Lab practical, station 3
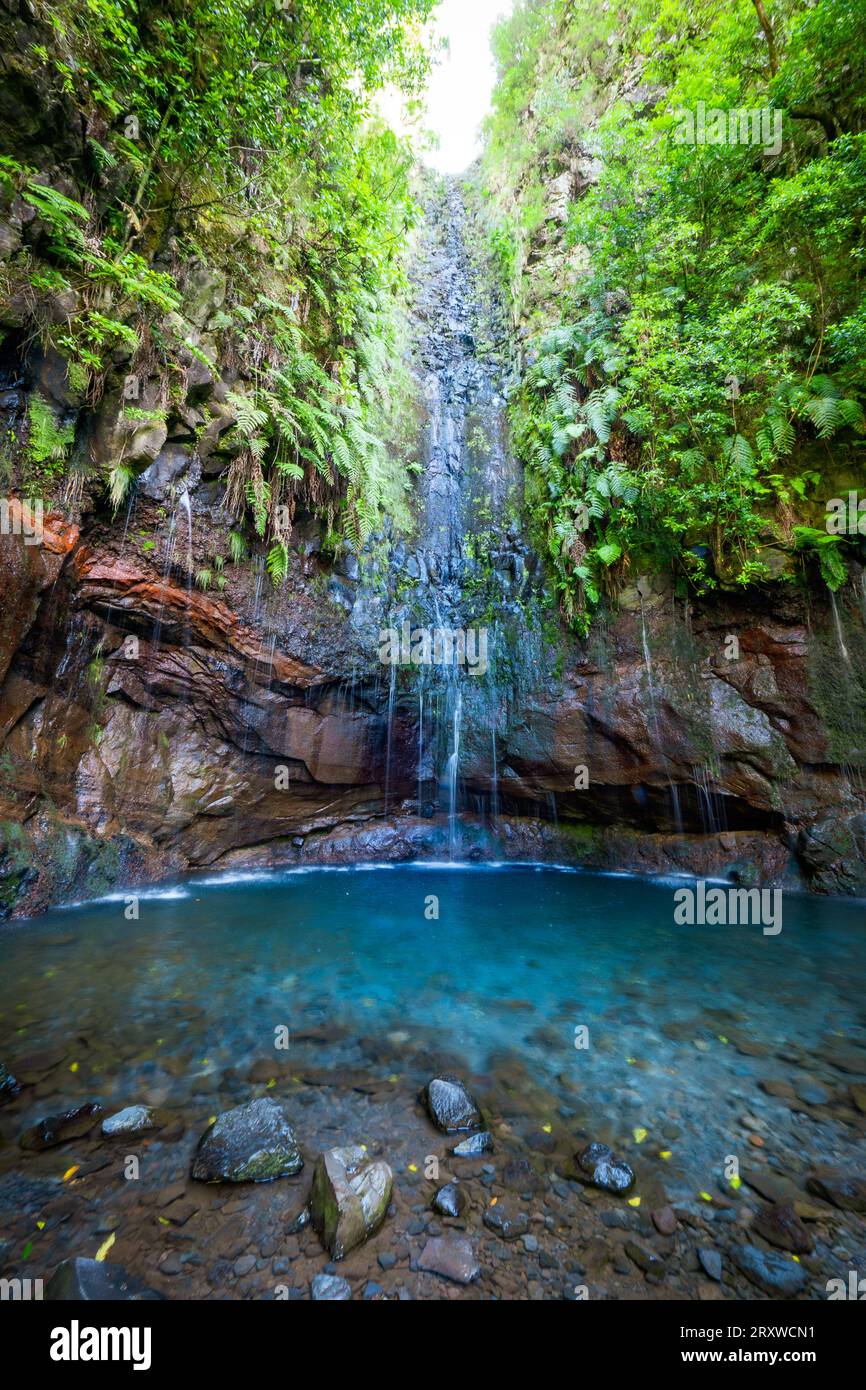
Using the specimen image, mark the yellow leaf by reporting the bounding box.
[62,1165,79,1182]
[729,1175,742,1190]
[626,1057,636,1065]
[633,1127,647,1143]
[266,1079,276,1089]
[36,1220,45,1230]
[408,1163,418,1173]
[627,1196,641,1207]
[95,1232,115,1262]
[659,1150,672,1160]
[69,1062,79,1073]
[389,1074,398,1084]
[699,1190,713,1202]
[718,1035,728,1044]
[542,1123,552,1134]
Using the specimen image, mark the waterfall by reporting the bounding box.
[369,174,536,853]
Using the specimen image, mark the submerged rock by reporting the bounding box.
[19,1103,103,1150]
[0,1061,20,1103]
[432,1182,466,1218]
[576,1141,635,1195]
[452,1131,493,1157]
[418,1235,480,1285]
[191,1098,303,1183]
[102,1105,158,1137]
[310,1145,393,1259]
[46,1257,161,1301]
[422,1075,482,1132]
[806,1165,866,1213]
[311,1273,352,1301]
[735,1244,807,1296]
[698,1248,723,1282]
[752,1202,813,1254]
[483,1199,529,1241]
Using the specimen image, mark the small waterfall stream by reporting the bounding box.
[375,175,533,855]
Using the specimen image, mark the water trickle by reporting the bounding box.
[830,590,851,666]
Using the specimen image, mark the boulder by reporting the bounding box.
[310,1145,393,1260]
[102,1105,158,1137]
[575,1141,635,1194]
[19,1102,103,1150]
[431,1183,466,1218]
[418,1236,480,1285]
[752,1202,813,1254]
[191,1098,302,1183]
[734,1243,807,1297]
[422,1074,482,1132]
[311,1273,352,1301]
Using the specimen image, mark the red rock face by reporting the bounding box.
[1,515,865,914]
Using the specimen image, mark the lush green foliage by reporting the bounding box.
[480,0,866,629]
[1,0,433,564]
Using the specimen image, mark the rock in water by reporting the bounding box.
[432,1183,466,1218]
[422,1075,482,1132]
[452,1131,493,1157]
[102,1105,158,1137]
[311,1273,352,1301]
[576,1141,635,1194]
[698,1248,723,1282]
[734,1244,807,1296]
[19,1103,103,1151]
[46,1258,161,1301]
[806,1165,866,1213]
[418,1236,480,1285]
[310,1146,393,1259]
[191,1098,302,1183]
[752,1202,813,1253]
[483,1199,529,1241]
[0,1061,20,1103]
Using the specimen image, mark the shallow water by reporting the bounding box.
[2,865,865,1300]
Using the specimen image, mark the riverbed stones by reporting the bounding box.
[310,1145,393,1259]
[19,1102,103,1150]
[190,1098,303,1183]
[311,1273,351,1301]
[575,1141,635,1195]
[46,1257,161,1301]
[422,1074,482,1132]
[752,1202,813,1254]
[698,1248,722,1281]
[483,1198,529,1241]
[102,1105,158,1137]
[452,1130,493,1157]
[418,1235,480,1285]
[734,1244,807,1296]
[432,1182,466,1218]
[806,1165,866,1213]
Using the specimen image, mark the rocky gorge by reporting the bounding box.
[2,170,866,916]
[1,0,865,1317]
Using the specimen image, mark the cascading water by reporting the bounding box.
[375,175,535,857]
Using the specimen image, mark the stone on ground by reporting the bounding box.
[191,1097,303,1183]
[310,1145,393,1259]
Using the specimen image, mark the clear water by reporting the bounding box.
[2,865,865,1298]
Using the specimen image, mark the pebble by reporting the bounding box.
[311,1274,351,1301]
